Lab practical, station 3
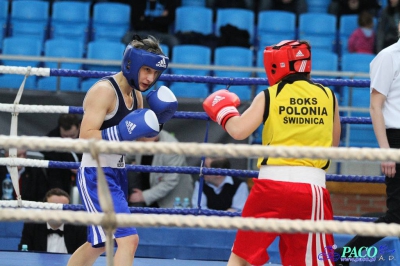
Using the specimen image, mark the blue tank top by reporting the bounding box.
[99,76,138,130]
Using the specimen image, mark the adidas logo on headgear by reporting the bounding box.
[156,57,167,68]
[212,95,225,106]
[295,50,304,57]
[125,120,137,134]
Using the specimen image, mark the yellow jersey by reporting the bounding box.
[257,74,337,171]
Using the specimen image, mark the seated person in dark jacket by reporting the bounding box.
[0,149,48,201]
[18,188,87,254]
[121,0,180,51]
[42,114,82,196]
[192,157,249,212]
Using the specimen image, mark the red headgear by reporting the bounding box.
[263,40,311,86]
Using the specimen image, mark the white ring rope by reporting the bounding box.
[0,158,49,168]
[0,200,63,209]
[0,208,399,237]
[0,103,69,114]
[0,66,50,76]
[0,135,399,162]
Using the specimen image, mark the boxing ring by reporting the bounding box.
[0,66,399,266]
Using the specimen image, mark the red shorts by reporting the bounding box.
[231,178,334,266]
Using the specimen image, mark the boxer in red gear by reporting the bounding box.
[203,40,341,266]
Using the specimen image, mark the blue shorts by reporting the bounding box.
[77,167,137,247]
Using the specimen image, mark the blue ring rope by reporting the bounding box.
[49,70,370,87]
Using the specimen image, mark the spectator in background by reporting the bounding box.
[121,0,180,53]
[18,188,87,254]
[376,0,400,53]
[42,114,82,196]
[191,157,249,212]
[0,149,48,201]
[329,0,381,27]
[348,10,376,54]
[127,130,193,208]
[329,0,381,16]
[258,0,308,17]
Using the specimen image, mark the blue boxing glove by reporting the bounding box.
[146,86,178,124]
[101,108,159,141]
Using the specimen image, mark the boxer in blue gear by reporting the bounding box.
[67,35,175,266]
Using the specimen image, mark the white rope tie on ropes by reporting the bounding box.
[1,208,399,238]
[0,135,400,162]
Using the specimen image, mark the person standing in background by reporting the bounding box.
[121,0,181,52]
[376,0,400,52]
[42,114,82,196]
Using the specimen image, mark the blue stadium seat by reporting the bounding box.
[215,8,255,44]
[257,11,296,49]
[213,46,254,101]
[153,43,170,89]
[85,40,125,72]
[255,49,268,94]
[339,15,358,55]
[170,44,211,98]
[0,37,42,89]
[0,0,8,51]
[0,221,24,251]
[298,13,337,53]
[81,40,125,92]
[181,0,206,6]
[160,44,170,60]
[174,6,213,35]
[340,53,374,107]
[37,39,84,91]
[312,50,339,81]
[251,124,263,144]
[50,1,90,46]
[10,0,49,47]
[346,124,378,148]
[92,2,131,42]
[258,33,293,50]
[307,0,330,13]
[340,53,377,148]
[80,78,98,92]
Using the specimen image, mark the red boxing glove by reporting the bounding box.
[203,89,240,129]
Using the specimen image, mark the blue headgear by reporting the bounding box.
[121,45,169,91]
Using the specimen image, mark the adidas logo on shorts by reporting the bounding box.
[125,120,136,134]
[156,57,167,68]
[212,95,225,106]
[117,155,125,168]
